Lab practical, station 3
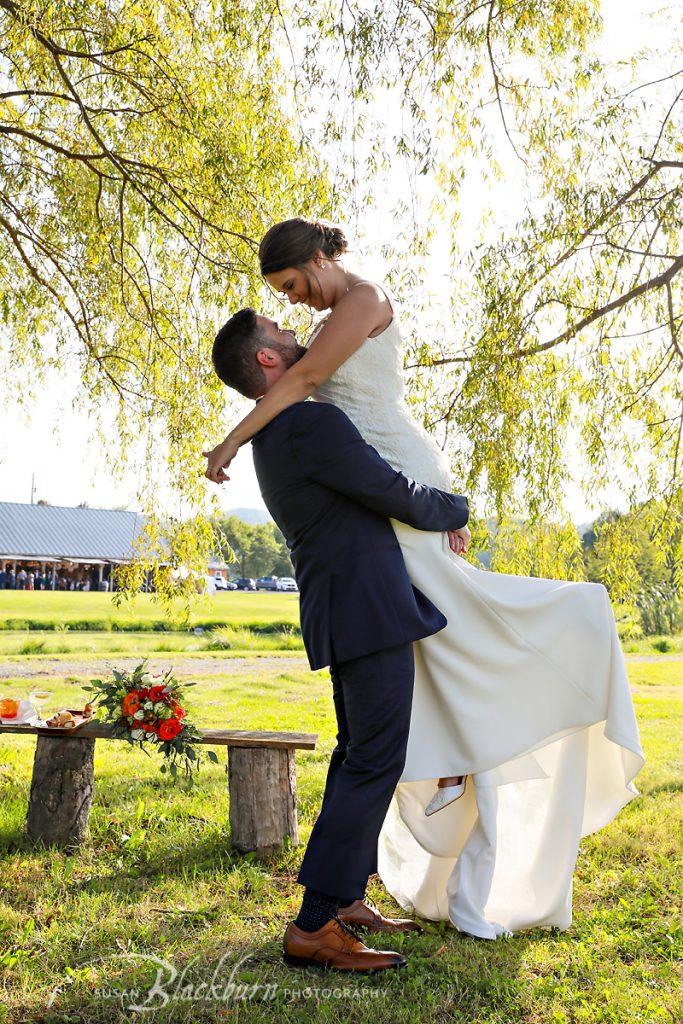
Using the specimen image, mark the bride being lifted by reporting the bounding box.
[203,216,644,939]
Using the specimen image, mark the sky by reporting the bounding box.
[0,0,673,525]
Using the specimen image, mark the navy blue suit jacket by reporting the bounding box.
[251,400,470,669]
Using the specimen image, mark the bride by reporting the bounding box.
[203,216,645,939]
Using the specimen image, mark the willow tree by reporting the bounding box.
[0,0,331,605]
[1,1,681,603]
[285,0,682,589]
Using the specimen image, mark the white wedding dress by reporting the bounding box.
[310,282,645,939]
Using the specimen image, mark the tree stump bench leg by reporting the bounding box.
[26,735,95,850]
[228,746,298,858]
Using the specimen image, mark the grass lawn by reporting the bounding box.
[0,628,304,659]
[0,630,210,657]
[0,658,680,1023]
[1,593,681,660]
[0,591,300,632]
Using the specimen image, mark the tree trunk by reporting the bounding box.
[26,735,95,850]
[228,746,298,857]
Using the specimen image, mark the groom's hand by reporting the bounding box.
[447,525,470,555]
[202,437,238,484]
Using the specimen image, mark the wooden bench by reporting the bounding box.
[0,723,317,856]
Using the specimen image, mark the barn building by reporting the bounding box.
[0,502,227,592]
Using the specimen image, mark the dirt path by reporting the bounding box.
[0,654,310,679]
[0,652,680,680]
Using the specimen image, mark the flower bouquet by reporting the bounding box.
[84,659,218,785]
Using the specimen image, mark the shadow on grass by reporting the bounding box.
[645,779,683,796]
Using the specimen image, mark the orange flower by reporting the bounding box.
[122,693,141,717]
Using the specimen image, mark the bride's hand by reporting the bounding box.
[447,525,471,556]
[202,436,239,484]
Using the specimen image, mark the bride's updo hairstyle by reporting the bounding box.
[259,217,348,276]
[259,217,349,304]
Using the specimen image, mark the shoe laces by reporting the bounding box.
[331,910,365,945]
[363,898,384,920]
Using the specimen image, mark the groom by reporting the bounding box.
[207,308,469,972]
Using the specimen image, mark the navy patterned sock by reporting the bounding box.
[294,888,341,932]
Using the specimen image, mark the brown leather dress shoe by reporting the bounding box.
[283,913,407,972]
[335,898,424,933]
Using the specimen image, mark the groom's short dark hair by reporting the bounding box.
[212,307,267,398]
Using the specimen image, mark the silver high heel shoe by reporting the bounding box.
[424,776,467,816]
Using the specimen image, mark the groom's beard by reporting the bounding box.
[255,342,309,402]
[278,342,308,368]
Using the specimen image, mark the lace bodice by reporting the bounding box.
[309,284,452,490]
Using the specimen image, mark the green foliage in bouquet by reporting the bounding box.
[83,659,218,787]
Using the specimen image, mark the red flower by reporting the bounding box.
[149,685,167,702]
[138,687,149,699]
[157,718,183,741]
[140,721,157,733]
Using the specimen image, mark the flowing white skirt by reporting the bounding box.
[377,521,646,939]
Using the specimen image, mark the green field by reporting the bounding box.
[0,591,300,632]
[0,628,305,659]
[1,593,681,660]
[0,656,680,1023]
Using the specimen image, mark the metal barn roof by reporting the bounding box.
[0,502,147,562]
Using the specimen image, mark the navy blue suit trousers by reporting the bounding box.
[296,641,415,899]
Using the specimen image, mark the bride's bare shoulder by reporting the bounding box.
[338,279,393,334]
[306,279,394,345]
[347,279,392,305]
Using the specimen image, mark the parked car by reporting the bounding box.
[276,576,298,592]
[214,576,237,592]
[234,577,257,591]
[256,575,279,591]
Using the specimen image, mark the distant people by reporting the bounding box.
[27,571,34,591]
[16,568,27,590]
[8,569,15,590]
[0,568,6,590]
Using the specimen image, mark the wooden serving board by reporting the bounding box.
[34,709,96,735]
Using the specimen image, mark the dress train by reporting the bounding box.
[376,521,645,939]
